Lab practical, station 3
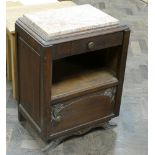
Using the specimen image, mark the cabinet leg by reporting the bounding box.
[18,111,25,122]
[41,121,117,152]
[42,136,67,152]
[101,121,117,129]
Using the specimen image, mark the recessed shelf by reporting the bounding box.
[51,50,119,102]
[51,62,118,102]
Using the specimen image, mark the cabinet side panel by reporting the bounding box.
[114,28,130,115]
[18,36,41,126]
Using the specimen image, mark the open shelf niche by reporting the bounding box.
[51,46,121,102]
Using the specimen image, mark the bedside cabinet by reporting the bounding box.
[15,4,130,143]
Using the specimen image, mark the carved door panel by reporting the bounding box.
[50,87,116,133]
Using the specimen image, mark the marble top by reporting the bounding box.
[21,4,120,41]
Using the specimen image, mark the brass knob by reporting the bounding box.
[54,115,62,122]
[88,42,95,50]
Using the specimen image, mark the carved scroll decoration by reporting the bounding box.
[51,104,64,125]
[103,87,116,104]
[44,121,117,152]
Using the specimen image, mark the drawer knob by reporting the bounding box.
[88,42,95,50]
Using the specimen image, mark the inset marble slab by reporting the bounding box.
[21,4,120,41]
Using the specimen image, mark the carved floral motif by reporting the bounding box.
[103,87,116,103]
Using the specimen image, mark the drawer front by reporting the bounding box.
[51,87,116,133]
[52,32,123,60]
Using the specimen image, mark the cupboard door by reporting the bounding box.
[51,87,116,134]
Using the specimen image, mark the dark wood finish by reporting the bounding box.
[18,36,41,126]
[52,68,118,102]
[52,31,123,60]
[15,20,130,142]
[51,87,116,134]
[114,28,130,115]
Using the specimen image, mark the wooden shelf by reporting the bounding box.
[51,67,118,102]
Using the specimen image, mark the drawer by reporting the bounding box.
[51,87,116,134]
[52,31,123,60]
